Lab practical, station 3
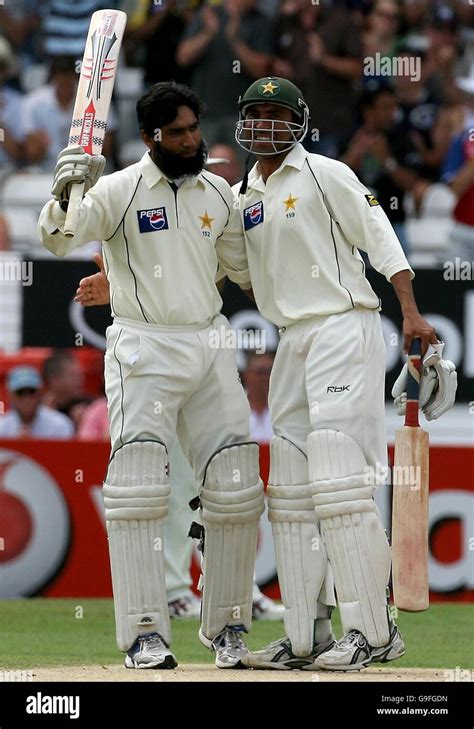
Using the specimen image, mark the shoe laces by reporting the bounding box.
[337,629,364,649]
[214,626,246,651]
[138,633,168,651]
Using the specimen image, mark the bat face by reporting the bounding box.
[68,10,127,156]
[392,339,430,612]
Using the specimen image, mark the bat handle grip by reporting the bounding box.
[405,337,422,427]
[64,181,85,238]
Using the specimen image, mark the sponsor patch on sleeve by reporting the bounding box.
[243,201,264,230]
[365,194,380,207]
[137,207,169,233]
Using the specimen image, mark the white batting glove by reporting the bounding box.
[392,342,457,421]
[52,144,106,206]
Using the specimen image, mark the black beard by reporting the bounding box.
[150,139,208,179]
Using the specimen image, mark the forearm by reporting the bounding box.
[385,163,419,192]
[230,39,271,78]
[390,270,419,315]
[242,286,255,302]
[176,30,214,66]
[319,56,362,79]
[448,160,474,199]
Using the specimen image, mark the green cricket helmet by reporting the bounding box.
[235,77,309,155]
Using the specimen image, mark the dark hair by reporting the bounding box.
[49,55,77,76]
[359,81,395,113]
[136,82,205,136]
[42,350,74,382]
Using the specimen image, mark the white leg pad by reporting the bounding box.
[199,443,264,641]
[104,441,171,651]
[268,437,331,656]
[308,430,391,647]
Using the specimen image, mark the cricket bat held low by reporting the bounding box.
[64,9,127,237]
[391,338,430,612]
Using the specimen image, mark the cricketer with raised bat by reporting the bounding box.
[38,82,266,670]
[230,77,457,671]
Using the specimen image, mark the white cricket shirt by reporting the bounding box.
[39,152,251,326]
[233,144,414,328]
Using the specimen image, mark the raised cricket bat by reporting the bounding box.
[392,338,430,612]
[64,9,127,237]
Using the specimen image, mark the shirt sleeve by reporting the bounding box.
[38,176,119,257]
[215,188,251,289]
[318,159,414,282]
[441,134,465,183]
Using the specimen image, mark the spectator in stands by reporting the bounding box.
[272,0,362,158]
[78,395,108,440]
[242,350,274,443]
[423,3,461,104]
[22,55,77,171]
[0,37,25,170]
[400,0,429,34]
[393,40,450,182]
[207,142,242,184]
[22,55,116,172]
[176,0,273,149]
[363,0,401,64]
[0,366,74,438]
[42,350,85,427]
[340,82,424,253]
[0,0,41,70]
[441,74,474,260]
[125,0,189,87]
[39,0,114,58]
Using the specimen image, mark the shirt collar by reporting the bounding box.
[247,143,308,192]
[138,151,205,190]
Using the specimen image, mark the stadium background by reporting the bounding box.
[0,0,472,613]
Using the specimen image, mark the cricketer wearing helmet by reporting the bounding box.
[232,77,454,671]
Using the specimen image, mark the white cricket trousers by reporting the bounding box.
[269,307,388,468]
[104,313,252,482]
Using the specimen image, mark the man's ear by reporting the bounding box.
[140,129,153,150]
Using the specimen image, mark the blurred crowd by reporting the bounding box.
[0,348,274,442]
[0,2,473,246]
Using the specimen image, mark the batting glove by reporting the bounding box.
[52,144,106,207]
[392,342,457,421]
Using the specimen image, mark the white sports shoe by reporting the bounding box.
[307,625,405,672]
[199,625,249,668]
[252,594,285,621]
[124,632,178,669]
[241,635,335,670]
[168,592,201,619]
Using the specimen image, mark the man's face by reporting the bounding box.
[371,93,397,131]
[11,388,42,421]
[242,103,296,156]
[142,105,206,178]
[243,354,274,401]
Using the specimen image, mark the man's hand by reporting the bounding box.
[74,253,110,306]
[402,311,437,356]
[52,144,105,205]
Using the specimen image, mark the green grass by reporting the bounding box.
[0,599,472,669]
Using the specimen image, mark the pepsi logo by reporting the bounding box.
[244,201,264,231]
[137,207,169,233]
